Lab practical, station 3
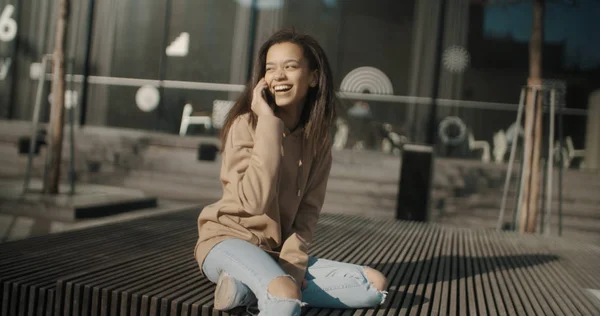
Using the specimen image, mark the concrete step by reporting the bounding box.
[437,213,600,245]
[320,200,393,219]
[3,137,598,192]
[121,169,399,209]
[435,215,600,246]
[0,179,159,221]
[501,188,600,204]
[324,191,396,210]
[134,145,404,185]
[439,208,600,232]
[326,177,397,196]
[439,157,600,182]
[85,169,224,204]
[450,193,600,215]
[0,199,198,243]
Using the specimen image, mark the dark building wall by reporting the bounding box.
[88,0,240,133]
[2,0,597,152]
[455,4,598,149]
[3,0,417,135]
[1,0,90,122]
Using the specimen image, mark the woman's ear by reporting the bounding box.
[310,70,318,87]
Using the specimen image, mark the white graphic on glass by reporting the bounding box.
[0,5,17,42]
[340,66,394,95]
[212,100,235,129]
[442,46,470,73]
[236,0,284,9]
[136,85,160,112]
[29,62,42,80]
[48,90,79,109]
[0,57,11,80]
[166,32,189,57]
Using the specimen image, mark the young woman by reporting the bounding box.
[194,29,388,315]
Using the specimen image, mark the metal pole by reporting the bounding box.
[156,0,172,132]
[540,158,546,233]
[79,0,95,126]
[23,55,51,194]
[511,139,525,230]
[544,88,556,235]
[66,0,86,195]
[557,95,564,236]
[246,0,258,82]
[67,60,76,195]
[7,1,22,119]
[498,87,526,230]
[426,0,447,146]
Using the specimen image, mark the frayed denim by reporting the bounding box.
[202,239,387,315]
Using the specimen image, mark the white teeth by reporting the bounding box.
[274,85,292,91]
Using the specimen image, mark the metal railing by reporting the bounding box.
[37,73,588,115]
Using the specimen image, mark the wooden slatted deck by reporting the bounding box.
[1,208,599,315]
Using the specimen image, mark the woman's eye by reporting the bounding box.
[285,65,297,69]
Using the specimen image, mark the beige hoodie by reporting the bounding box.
[194,113,332,286]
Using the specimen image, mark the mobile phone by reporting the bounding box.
[262,88,276,110]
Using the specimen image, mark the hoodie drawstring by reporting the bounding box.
[283,129,304,198]
[297,137,303,197]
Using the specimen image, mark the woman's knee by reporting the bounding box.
[267,276,301,300]
[364,267,387,291]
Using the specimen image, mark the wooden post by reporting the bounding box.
[519,0,544,233]
[526,0,545,233]
[44,0,70,194]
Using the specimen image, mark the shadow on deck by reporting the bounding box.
[1,208,599,315]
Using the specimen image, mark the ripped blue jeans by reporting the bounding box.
[202,238,387,315]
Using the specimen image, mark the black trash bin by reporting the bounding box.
[198,143,219,161]
[396,143,434,222]
[18,136,47,155]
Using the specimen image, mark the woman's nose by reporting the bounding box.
[274,68,285,79]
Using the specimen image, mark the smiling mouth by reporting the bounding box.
[273,85,292,93]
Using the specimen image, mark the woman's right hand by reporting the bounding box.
[251,78,274,117]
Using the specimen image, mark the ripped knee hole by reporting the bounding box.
[266,276,301,300]
[363,267,388,292]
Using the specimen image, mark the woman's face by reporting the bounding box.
[264,42,317,110]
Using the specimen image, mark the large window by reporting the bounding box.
[437,0,598,166]
[0,0,26,119]
[2,0,597,167]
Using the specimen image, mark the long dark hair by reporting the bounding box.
[220,29,337,158]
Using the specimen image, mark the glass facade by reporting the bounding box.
[1,0,598,167]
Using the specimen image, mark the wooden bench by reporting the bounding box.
[1,208,599,315]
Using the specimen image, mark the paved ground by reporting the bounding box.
[0,183,202,243]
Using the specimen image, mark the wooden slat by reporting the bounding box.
[436,229,454,316]
[377,223,435,315]
[65,213,357,316]
[1,210,600,316]
[463,231,487,316]
[348,217,408,316]
[458,230,475,316]
[408,226,442,316]
[474,231,515,315]
[481,232,531,315]
[504,239,576,316]
[305,216,399,316]
[0,211,196,316]
[418,229,446,316]
[403,225,439,315]
[360,221,419,316]
[508,233,600,315]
